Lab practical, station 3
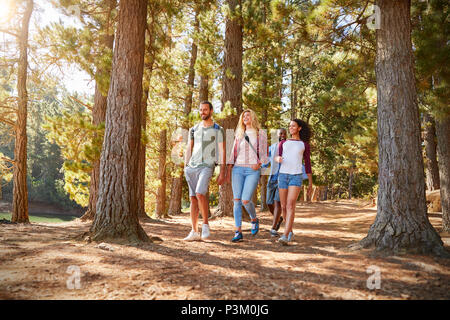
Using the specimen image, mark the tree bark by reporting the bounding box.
[348,166,354,200]
[12,0,33,224]
[358,0,446,256]
[216,0,243,217]
[137,83,149,220]
[435,115,450,232]
[81,2,116,221]
[156,129,167,218]
[259,78,268,212]
[422,112,440,191]
[90,0,149,243]
[199,75,209,102]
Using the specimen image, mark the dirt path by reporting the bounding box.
[0,200,449,300]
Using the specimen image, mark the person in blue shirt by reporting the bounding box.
[262,128,287,237]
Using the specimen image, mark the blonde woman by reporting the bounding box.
[226,109,268,242]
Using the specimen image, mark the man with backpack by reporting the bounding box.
[183,101,226,241]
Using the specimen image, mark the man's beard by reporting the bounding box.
[201,114,211,120]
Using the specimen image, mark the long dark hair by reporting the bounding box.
[292,119,311,143]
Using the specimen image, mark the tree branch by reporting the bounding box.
[0,29,18,37]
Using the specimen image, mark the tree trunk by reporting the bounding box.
[216,0,243,217]
[81,83,108,221]
[199,75,209,102]
[259,92,268,211]
[81,3,116,221]
[12,0,33,224]
[290,71,297,120]
[137,84,149,220]
[423,112,440,191]
[358,0,446,256]
[322,185,329,201]
[348,166,354,200]
[90,0,149,243]
[168,176,182,216]
[156,129,167,218]
[435,115,450,232]
[168,9,199,216]
[137,13,158,221]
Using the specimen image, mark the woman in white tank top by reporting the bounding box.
[275,119,313,245]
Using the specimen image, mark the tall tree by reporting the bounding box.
[156,128,167,218]
[89,0,149,243]
[412,0,450,232]
[216,0,243,217]
[137,1,162,220]
[82,0,117,221]
[12,0,34,223]
[357,0,446,256]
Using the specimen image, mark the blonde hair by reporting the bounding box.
[235,109,261,139]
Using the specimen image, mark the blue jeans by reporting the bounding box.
[231,166,261,228]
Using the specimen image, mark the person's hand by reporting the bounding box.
[251,163,261,171]
[225,173,231,184]
[217,173,225,185]
[275,156,283,163]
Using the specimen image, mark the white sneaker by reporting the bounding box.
[201,223,211,240]
[278,234,289,245]
[183,230,201,241]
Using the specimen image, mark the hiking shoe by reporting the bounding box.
[231,231,243,242]
[278,234,289,245]
[275,217,283,231]
[270,229,279,237]
[251,218,259,236]
[201,223,211,240]
[288,231,294,242]
[183,230,201,241]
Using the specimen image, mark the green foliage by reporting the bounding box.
[44,94,103,207]
[412,0,450,119]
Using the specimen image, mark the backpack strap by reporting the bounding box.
[189,124,199,155]
[190,123,199,140]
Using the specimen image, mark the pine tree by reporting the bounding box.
[10,0,34,223]
[357,0,447,256]
[89,0,149,243]
[413,0,450,232]
[217,0,243,217]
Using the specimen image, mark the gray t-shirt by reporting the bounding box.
[188,122,224,169]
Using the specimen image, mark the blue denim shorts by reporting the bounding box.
[278,173,303,189]
[266,179,280,204]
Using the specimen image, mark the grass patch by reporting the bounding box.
[0,212,79,223]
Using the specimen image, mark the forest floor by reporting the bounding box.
[0,199,449,300]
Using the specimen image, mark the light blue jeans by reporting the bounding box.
[231,166,261,228]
